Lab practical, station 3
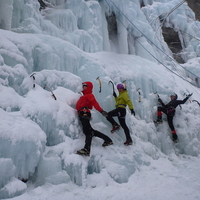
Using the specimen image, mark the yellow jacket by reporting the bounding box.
[115,90,134,110]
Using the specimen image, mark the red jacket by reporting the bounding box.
[76,81,103,113]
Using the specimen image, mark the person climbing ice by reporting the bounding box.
[75,81,113,156]
[106,83,135,146]
[154,93,193,143]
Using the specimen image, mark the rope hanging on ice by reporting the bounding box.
[104,0,200,88]
[159,0,186,28]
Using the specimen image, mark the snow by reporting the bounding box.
[0,0,200,199]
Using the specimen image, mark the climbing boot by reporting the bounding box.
[76,148,90,156]
[102,141,113,147]
[111,123,120,133]
[124,139,133,146]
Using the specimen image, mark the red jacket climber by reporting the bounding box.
[75,81,113,156]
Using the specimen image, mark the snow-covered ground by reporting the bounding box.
[0,0,200,199]
[10,154,200,200]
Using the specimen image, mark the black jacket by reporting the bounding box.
[159,96,189,116]
[159,96,189,109]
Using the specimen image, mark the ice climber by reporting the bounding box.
[106,83,135,146]
[76,81,113,156]
[155,93,193,143]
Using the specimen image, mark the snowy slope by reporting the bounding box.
[0,0,200,199]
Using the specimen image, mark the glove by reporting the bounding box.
[101,110,108,117]
[113,91,117,97]
[130,109,135,116]
[187,93,193,98]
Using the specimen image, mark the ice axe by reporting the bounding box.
[137,88,141,102]
[43,85,57,100]
[30,73,36,88]
[154,91,160,99]
[192,100,200,107]
[108,80,117,97]
[108,80,115,93]
[96,77,102,93]
[154,91,162,105]
[122,80,127,89]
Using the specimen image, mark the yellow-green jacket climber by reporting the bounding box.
[106,83,135,146]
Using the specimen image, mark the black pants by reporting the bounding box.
[106,107,131,140]
[158,107,175,131]
[79,111,112,152]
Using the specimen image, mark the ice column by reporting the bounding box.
[0,0,13,30]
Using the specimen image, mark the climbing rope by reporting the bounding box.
[104,0,200,88]
[159,0,186,29]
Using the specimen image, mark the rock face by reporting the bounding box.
[161,0,200,63]
[162,27,184,63]
[186,0,200,21]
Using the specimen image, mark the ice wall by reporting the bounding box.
[2,0,199,63]
[1,0,200,199]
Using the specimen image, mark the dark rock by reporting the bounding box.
[162,27,184,63]
[186,0,200,21]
